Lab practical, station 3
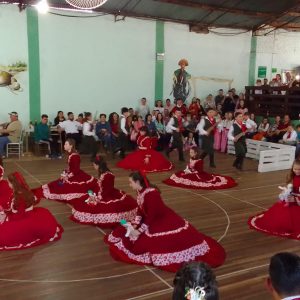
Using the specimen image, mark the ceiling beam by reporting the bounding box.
[154,0,272,18]
[253,0,300,31]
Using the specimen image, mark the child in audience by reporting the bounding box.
[183,132,197,151]
[248,159,300,240]
[253,117,270,141]
[220,112,233,153]
[281,126,297,145]
[173,262,219,300]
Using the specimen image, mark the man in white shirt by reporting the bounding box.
[80,112,98,160]
[136,98,150,120]
[166,108,184,161]
[58,112,82,146]
[266,252,300,300]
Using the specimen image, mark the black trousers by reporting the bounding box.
[167,132,184,161]
[40,138,60,155]
[80,136,98,159]
[66,133,81,148]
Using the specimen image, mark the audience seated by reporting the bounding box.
[96,114,112,151]
[253,117,269,141]
[136,97,150,120]
[244,112,257,138]
[266,114,290,143]
[34,114,61,159]
[267,252,300,300]
[0,112,22,158]
[173,261,219,300]
[58,112,82,147]
[280,125,297,145]
[53,110,65,126]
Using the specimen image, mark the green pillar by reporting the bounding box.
[27,7,41,122]
[248,35,257,86]
[155,21,164,101]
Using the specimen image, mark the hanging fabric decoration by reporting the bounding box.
[65,0,108,9]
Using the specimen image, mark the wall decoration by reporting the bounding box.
[172,58,191,102]
[0,61,27,94]
[257,66,267,78]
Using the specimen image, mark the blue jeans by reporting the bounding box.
[0,136,10,156]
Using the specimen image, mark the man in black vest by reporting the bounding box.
[228,112,247,170]
[166,108,184,161]
[196,108,217,168]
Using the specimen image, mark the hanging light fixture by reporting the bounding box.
[65,0,108,9]
[35,0,49,13]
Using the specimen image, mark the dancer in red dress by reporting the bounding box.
[33,138,97,203]
[248,159,300,240]
[117,126,173,173]
[0,172,63,250]
[0,159,13,210]
[71,156,137,227]
[163,147,237,190]
[105,172,226,272]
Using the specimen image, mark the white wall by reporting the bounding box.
[255,30,300,80]
[38,13,156,122]
[164,24,252,102]
[0,5,29,125]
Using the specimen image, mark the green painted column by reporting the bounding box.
[26,7,41,122]
[155,21,164,101]
[248,35,257,86]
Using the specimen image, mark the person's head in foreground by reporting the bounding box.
[173,262,219,300]
[267,252,300,300]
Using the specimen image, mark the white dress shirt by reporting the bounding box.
[83,121,95,136]
[283,130,297,142]
[120,115,128,135]
[59,120,82,134]
[166,117,177,133]
[245,118,257,132]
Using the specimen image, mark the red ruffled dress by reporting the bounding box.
[0,196,63,251]
[71,172,137,227]
[117,136,173,173]
[163,159,237,190]
[0,179,13,210]
[104,187,226,272]
[33,153,97,203]
[248,175,300,240]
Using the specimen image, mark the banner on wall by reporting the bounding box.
[257,66,267,78]
[0,61,27,94]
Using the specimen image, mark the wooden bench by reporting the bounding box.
[227,139,296,172]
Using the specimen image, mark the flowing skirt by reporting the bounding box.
[0,207,63,251]
[117,149,173,173]
[248,202,300,240]
[32,170,97,204]
[220,129,229,153]
[105,220,226,272]
[163,171,237,190]
[214,130,222,151]
[71,190,138,227]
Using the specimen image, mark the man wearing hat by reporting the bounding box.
[0,112,22,158]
